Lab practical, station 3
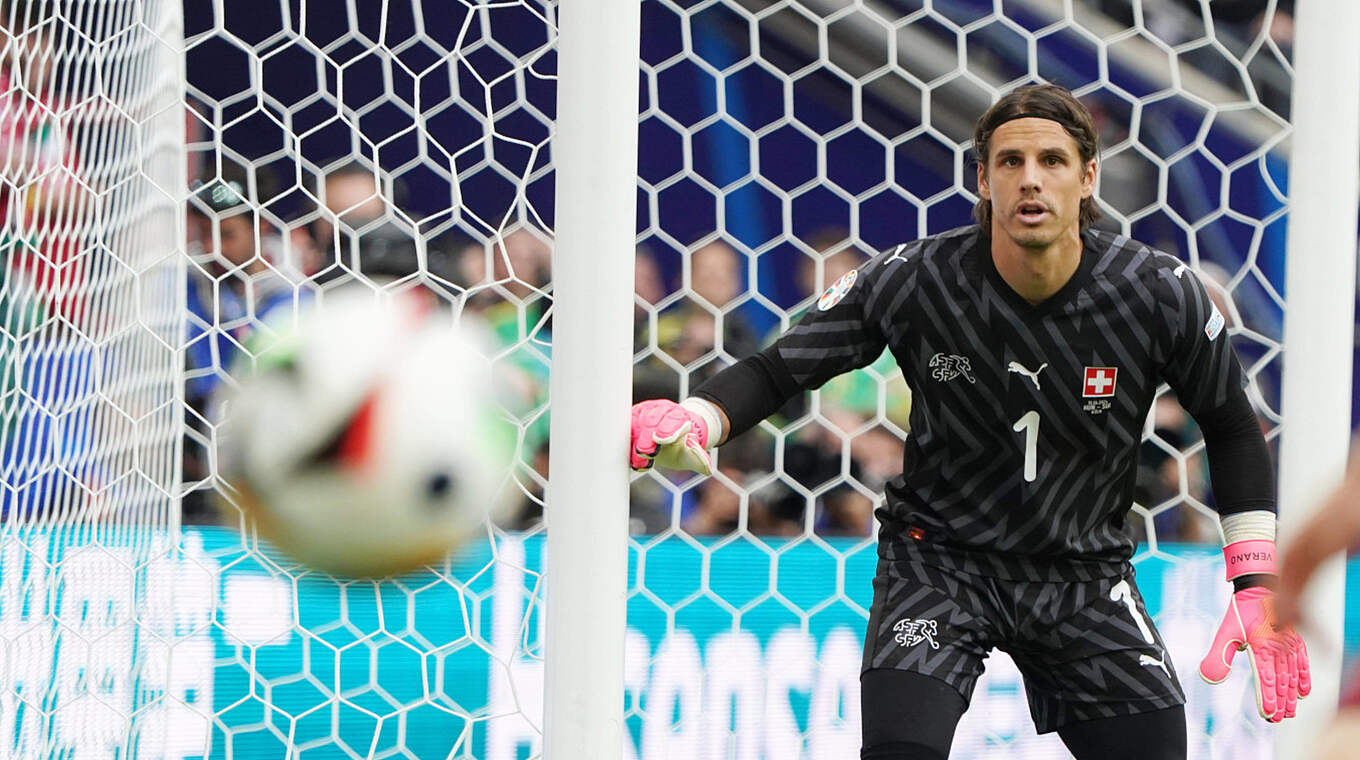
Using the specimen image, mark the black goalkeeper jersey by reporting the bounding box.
[775,225,1243,581]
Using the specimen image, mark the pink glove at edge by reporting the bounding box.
[629,399,712,476]
[1199,585,1311,722]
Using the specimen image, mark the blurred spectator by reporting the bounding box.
[820,485,875,537]
[503,440,550,532]
[0,9,90,327]
[632,246,681,401]
[654,240,760,392]
[459,226,552,318]
[301,161,458,287]
[1129,395,1218,544]
[634,245,667,316]
[683,466,746,536]
[790,235,912,433]
[459,227,555,527]
[458,226,553,372]
[760,437,850,537]
[184,170,297,405]
[774,411,901,538]
[183,169,299,522]
[628,477,673,535]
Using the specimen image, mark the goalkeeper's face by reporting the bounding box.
[977,118,1096,251]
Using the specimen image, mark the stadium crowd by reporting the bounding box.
[159,0,1292,542]
[0,0,1289,555]
[172,145,1240,544]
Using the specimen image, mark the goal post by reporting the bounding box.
[1277,0,1360,756]
[543,0,640,757]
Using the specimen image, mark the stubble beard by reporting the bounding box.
[1008,220,1060,252]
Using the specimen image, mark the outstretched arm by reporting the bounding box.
[629,343,807,475]
[631,251,897,476]
[1277,443,1360,627]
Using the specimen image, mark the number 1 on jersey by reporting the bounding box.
[1012,410,1039,482]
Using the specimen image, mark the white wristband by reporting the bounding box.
[680,397,724,447]
[1220,510,1276,546]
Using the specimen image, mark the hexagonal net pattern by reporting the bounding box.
[0,2,182,531]
[627,0,1292,756]
[0,0,1302,757]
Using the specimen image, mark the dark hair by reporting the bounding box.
[972,83,1101,232]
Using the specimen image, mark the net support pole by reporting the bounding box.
[1277,0,1359,756]
[543,0,640,756]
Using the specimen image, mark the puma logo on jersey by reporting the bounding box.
[884,243,910,266]
[1173,263,1189,279]
[1007,361,1048,390]
[1139,652,1170,678]
[892,618,940,649]
[929,353,975,384]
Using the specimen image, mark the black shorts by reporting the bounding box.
[862,553,1185,733]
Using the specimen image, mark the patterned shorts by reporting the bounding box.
[862,555,1185,733]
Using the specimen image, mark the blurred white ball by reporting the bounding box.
[220,287,515,577]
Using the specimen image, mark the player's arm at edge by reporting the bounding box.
[1277,441,1360,628]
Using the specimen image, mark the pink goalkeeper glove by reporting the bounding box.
[629,399,715,476]
[1199,540,1311,722]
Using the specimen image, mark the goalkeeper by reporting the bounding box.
[630,83,1307,760]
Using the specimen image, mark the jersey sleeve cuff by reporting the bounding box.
[1220,510,1276,545]
[680,397,724,447]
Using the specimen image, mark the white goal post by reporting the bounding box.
[1276,0,1359,757]
[543,0,640,756]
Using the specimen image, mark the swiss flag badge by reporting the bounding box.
[1083,367,1118,398]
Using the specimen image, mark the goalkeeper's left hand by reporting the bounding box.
[1199,540,1311,722]
[629,398,719,476]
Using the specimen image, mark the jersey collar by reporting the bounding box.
[973,228,1098,317]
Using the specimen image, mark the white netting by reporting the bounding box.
[0,0,186,755]
[0,0,1304,757]
[0,0,182,532]
[628,2,1292,754]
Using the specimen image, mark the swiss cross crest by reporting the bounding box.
[1083,366,1118,398]
[929,353,976,384]
[892,618,940,649]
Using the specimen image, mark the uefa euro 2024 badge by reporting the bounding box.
[818,269,858,311]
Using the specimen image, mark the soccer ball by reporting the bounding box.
[219,287,515,577]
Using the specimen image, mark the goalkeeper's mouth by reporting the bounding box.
[1014,200,1051,225]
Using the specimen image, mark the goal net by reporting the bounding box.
[0,0,1310,757]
